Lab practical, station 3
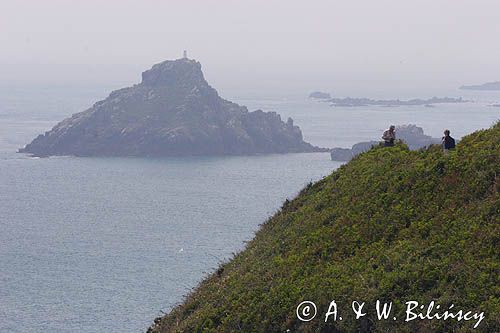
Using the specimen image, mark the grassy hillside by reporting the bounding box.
[149,123,499,333]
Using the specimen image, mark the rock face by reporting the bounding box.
[331,124,441,161]
[460,81,500,91]
[20,58,322,157]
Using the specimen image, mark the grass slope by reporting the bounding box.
[150,123,499,333]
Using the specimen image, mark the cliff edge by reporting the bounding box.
[149,123,499,332]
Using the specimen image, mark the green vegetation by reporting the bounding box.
[150,123,499,333]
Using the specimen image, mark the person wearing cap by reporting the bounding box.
[382,125,396,147]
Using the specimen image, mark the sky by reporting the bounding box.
[1,0,500,97]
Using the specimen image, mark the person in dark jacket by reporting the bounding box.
[442,129,455,153]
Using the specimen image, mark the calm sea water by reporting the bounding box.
[0,85,498,332]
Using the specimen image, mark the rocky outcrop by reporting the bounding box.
[323,96,467,107]
[330,141,379,161]
[460,81,500,91]
[331,124,441,161]
[20,58,323,157]
[308,91,331,99]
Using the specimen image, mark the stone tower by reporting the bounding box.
[183,50,187,59]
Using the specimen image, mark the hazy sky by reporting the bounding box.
[1,0,500,96]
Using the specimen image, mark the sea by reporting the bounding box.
[0,85,498,332]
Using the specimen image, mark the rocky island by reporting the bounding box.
[322,96,467,107]
[308,91,331,99]
[20,58,323,157]
[460,81,500,91]
[330,124,440,161]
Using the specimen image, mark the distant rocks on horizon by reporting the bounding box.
[330,124,441,161]
[20,58,325,157]
[318,96,467,107]
[460,81,500,91]
[308,91,331,99]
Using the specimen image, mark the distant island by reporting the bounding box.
[460,81,500,91]
[330,124,440,161]
[319,96,467,107]
[20,57,325,157]
[308,91,331,99]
